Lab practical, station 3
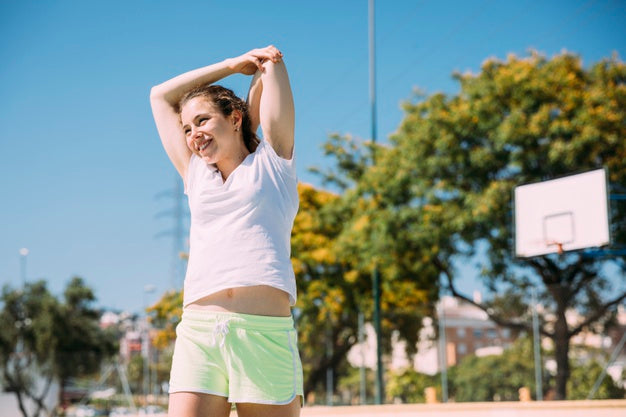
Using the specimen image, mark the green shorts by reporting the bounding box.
[169,309,304,405]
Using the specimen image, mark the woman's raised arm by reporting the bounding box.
[246,70,263,135]
[150,61,236,179]
[258,54,294,160]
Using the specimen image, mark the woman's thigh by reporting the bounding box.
[235,396,301,417]
[168,391,231,417]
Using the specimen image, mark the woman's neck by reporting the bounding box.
[216,146,250,181]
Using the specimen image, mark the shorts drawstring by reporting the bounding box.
[211,318,231,347]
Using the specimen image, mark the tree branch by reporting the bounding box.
[31,374,54,417]
[526,258,553,285]
[569,290,626,337]
[568,269,596,301]
[433,256,538,335]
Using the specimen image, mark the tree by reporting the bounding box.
[293,182,437,398]
[292,182,369,399]
[449,337,542,402]
[386,368,438,403]
[567,360,625,400]
[323,51,626,399]
[147,290,182,350]
[146,289,182,394]
[53,277,118,409]
[0,281,59,417]
[0,278,117,417]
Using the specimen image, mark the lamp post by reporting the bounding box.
[19,248,29,286]
[368,0,384,404]
[143,285,156,406]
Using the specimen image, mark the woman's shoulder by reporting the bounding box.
[255,139,296,179]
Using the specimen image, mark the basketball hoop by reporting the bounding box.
[546,240,565,255]
[514,168,610,258]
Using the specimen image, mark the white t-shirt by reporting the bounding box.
[183,140,299,307]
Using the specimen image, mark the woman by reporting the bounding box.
[150,45,302,417]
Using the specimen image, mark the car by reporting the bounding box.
[109,406,134,416]
[69,405,105,417]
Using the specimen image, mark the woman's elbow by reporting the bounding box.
[262,59,287,76]
[150,85,163,101]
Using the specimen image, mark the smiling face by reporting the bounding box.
[180,96,243,166]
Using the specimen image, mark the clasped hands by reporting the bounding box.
[227,45,283,76]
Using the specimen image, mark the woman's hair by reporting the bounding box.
[178,84,259,153]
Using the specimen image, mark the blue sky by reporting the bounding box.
[1,0,625,313]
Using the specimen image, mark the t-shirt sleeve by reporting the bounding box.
[259,139,297,181]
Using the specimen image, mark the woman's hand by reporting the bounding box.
[226,45,283,75]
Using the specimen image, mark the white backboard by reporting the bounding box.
[514,168,610,257]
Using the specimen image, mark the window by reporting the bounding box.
[457,343,467,355]
[487,329,498,339]
[457,328,466,338]
[473,329,482,338]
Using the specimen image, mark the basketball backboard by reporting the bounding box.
[514,168,610,258]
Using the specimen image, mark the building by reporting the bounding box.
[414,295,519,374]
[348,294,520,375]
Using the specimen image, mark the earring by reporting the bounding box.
[235,126,240,132]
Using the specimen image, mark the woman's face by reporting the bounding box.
[180,96,240,165]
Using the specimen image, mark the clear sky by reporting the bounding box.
[1,0,625,313]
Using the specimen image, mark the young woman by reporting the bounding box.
[150,45,302,417]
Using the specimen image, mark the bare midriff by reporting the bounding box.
[185,285,292,317]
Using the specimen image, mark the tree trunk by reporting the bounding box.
[553,308,570,400]
[303,340,354,399]
[58,378,65,415]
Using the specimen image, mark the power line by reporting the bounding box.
[299,2,427,118]
[298,2,429,140]
[382,0,496,91]
[526,0,602,49]
[538,0,624,49]
[326,0,496,137]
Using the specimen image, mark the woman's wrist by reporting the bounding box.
[223,57,235,71]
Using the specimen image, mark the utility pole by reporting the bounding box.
[358,311,366,404]
[369,0,384,405]
[438,298,448,403]
[143,284,155,406]
[155,178,188,289]
[532,288,543,400]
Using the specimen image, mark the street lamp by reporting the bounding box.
[19,248,29,286]
[142,285,156,406]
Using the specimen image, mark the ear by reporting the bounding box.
[231,110,243,128]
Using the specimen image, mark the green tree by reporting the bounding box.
[321,51,625,400]
[146,290,182,396]
[293,183,437,398]
[125,353,145,395]
[386,368,438,403]
[567,360,625,400]
[53,277,118,409]
[450,337,541,402]
[0,279,117,417]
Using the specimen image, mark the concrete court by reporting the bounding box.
[128,400,626,416]
[258,400,625,417]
